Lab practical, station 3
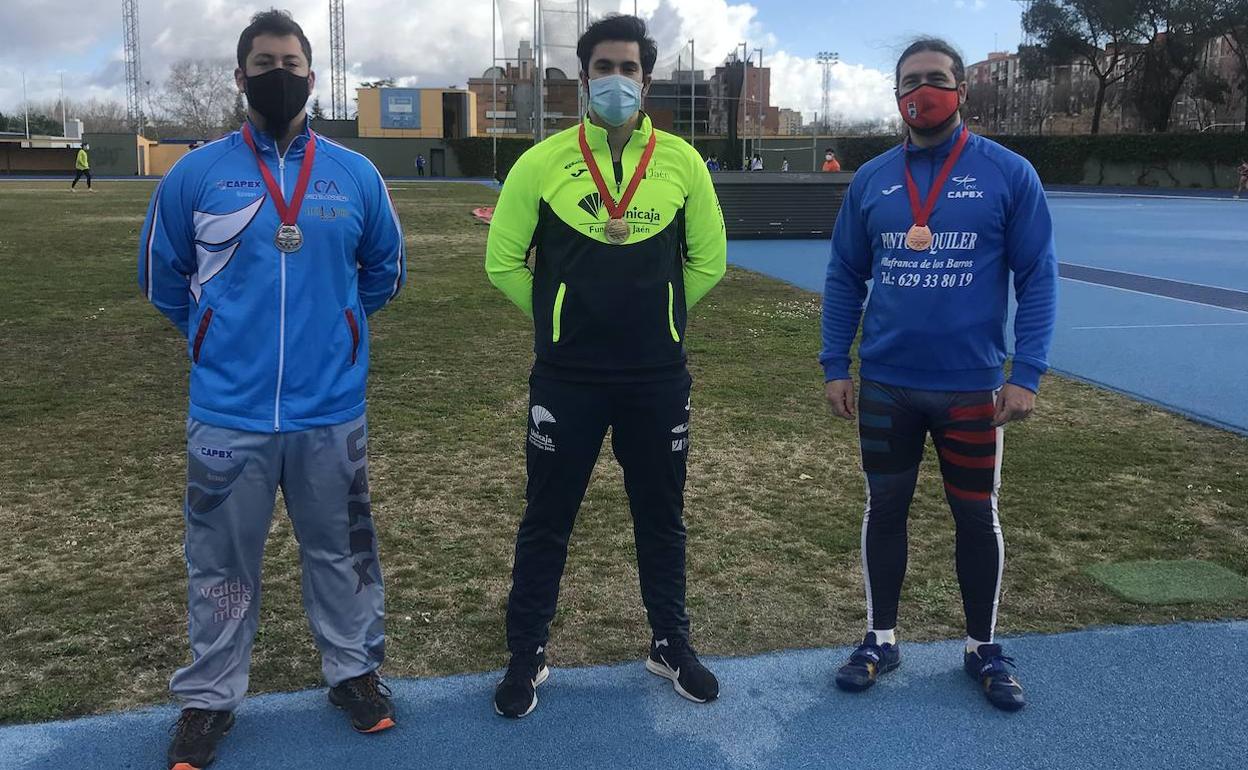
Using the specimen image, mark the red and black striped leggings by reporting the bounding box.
[856,380,1005,642]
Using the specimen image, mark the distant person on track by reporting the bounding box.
[822,149,841,172]
[415,153,426,177]
[750,153,764,171]
[820,37,1058,713]
[706,153,720,171]
[782,157,790,172]
[1236,159,1247,198]
[486,13,727,719]
[139,10,406,770]
[70,143,93,192]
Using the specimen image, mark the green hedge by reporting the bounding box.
[830,132,1248,184]
[446,137,531,180]
[449,136,744,179]
[451,132,1248,185]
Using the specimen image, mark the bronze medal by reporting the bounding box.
[902,126,970,255]
[578,122,657,246]
[604,218,630,244]
[905,224,933,251]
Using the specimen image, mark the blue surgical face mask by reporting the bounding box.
[589,74,643,127]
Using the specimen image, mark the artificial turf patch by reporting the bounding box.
[1087,560,1248,604]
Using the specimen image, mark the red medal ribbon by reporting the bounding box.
[903,125,970,228]
[577,121,657,220]
[242,122,317,227]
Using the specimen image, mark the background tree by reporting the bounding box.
[1,110,62,135]
[1188,65,1232,126]
[73,98,131,132]
[161,58,237,138]
[1131,0,1222,131]
[1022,0,1149,133]
[229,92,248,128]
[1216,0,1248,129]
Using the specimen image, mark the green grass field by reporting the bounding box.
[0,179,1245,724]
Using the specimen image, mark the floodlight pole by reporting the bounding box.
[492,0,497,179]
[22,71,30,140]
[689,38,696,147]
[533,0,547,144]
[60,73,68,138]
[748,47,758,158]
[738,42,748,171]
[812,111,817,171]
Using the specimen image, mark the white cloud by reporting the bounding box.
[768,52,897,124]
[0,0,896,129]
[627,0,895,122]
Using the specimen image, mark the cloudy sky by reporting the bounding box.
[0,0,1025,125]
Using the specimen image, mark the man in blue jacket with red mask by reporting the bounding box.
[821,38,1057,712]
[139,11,405,769]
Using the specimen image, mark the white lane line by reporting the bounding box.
[1072,322,1248,330]
[1047,190,1243,202]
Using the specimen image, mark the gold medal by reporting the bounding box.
[905,224,933,251]
[604,218,630,244]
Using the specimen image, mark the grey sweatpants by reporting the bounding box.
[170,414,385,712]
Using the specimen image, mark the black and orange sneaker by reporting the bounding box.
[834,633,901,692]
[329,671,396,733]
[964,644,1026,711]
[167,708,234,770]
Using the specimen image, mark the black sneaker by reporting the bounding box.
[964,644,1026,712]
[834,633,901,692]
[167,708,234,770]
[328,671,396,733]
[494,650,550,718]
[645,637,719,703]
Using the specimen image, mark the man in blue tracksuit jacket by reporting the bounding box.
[139,11,405,769]
[821,38,1057,712]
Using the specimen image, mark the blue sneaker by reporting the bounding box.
[834,633,901,692]
[964,644,1026,711]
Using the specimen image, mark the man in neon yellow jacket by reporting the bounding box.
[485,13,727,719]
[71,143,93,192]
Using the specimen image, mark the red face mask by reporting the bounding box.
[897,84,961,130]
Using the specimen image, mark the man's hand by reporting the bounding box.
[825,379,856,420]
[992,383,1036,427]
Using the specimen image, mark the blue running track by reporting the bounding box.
[2,621,1245,769]
[727,192,1248,434]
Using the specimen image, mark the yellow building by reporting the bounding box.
[356,87,477,139]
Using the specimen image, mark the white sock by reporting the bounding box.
[869,628,896,646]
[966,636,992,655]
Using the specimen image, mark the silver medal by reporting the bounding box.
[275,224,303,253]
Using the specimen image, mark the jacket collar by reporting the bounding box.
[244,117,313,158]
[905,122,970,157]
[580,111,654,151]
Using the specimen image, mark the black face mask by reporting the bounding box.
[245,68,310,135]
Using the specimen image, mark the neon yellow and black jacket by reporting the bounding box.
[486,114,727,382]
[75,149,89,171]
